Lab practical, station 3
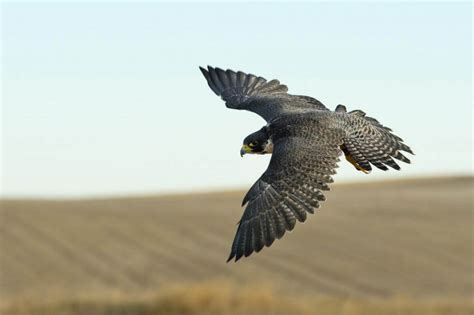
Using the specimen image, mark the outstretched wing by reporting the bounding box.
[200,66,328,122]
[227,128,344,262]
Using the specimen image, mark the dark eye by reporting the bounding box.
[249,141,258,147]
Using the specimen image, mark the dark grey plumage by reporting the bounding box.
[199,66,328,122]
[199,66,413,262]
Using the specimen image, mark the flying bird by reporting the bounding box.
[199,66,413,262]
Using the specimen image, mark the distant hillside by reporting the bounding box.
[1,176,472,303]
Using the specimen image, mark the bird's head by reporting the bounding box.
[240,128,273,157]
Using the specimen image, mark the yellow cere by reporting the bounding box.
[241,144,253,153]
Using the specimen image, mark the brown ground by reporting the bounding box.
[0,176,472,314]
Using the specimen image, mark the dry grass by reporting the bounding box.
[0,176,473,314]
[1,281,472,315]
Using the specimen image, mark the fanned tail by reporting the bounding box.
[337,105,414,173]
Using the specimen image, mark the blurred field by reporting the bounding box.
[1,282,473,315]
[0,177,473,314]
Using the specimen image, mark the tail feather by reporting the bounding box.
[342,109,413,172]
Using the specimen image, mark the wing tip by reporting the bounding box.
[199,65,208,73]
[199,66,209,79]
[199,65,220,75]
[226,254,235,263]
[226,251,243,263]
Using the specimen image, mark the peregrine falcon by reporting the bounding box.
[199,66,413,262]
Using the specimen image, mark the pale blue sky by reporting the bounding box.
[1,2,472,197]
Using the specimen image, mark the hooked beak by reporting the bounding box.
[240,144,252,157]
